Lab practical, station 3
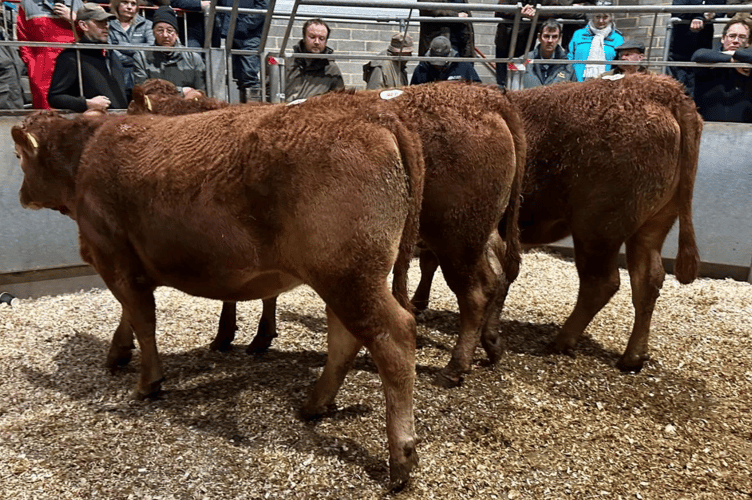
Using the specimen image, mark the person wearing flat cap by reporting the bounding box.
[133,5,206,98]
[600,39,651,79]
[363,33,414,90]
[47,2,129,112]
[410,35,481,85]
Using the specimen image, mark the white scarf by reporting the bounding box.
[583,21,612,80]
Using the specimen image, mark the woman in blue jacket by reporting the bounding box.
[109,0,154,94]
[568,9,624,81]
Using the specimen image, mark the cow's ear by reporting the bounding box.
[144,94,152,112]
[11,127,39,158]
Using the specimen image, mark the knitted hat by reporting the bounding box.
[152,5,179,32]
[387,33,413,55]
[429,36,452,57]
[76,3,115,22]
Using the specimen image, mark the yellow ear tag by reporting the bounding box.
[145,95,152,111]
[27,133,38,151]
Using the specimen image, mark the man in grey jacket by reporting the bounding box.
[133,5,205,97]
[522,20,576,88]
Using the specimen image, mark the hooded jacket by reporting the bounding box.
[284,41,344,102]
[108,14,154,91]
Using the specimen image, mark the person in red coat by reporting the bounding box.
[17,0,83,108]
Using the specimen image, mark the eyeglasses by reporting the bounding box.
[154,27,177,36]
[725,33,749,41]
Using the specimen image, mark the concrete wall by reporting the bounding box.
[2,116,751,301]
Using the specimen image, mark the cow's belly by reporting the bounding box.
[160,269,303,302]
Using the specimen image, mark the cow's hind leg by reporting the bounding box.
[411,248,439,313]
[435,234,506,387]
[619,212,675,372]
[304,286,418,489]
[209,301,237,351]
[106,313,136,372]
[548,240,621,357]
[247,296,278,353]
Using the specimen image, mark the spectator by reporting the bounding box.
[691,18,752,122]
[284,18,344,102]
[568,6,624,81]
[521,19,576,88]
[109,0,154,95]
[417,0,474,58]
[0,42,28,109]
[133,6,206,97]
[47,3,128,112]
[169,0,218,48]
[17,0,84,108]
[362,32,413,90]
[217,0,267,102]
[600,39,651,78]
[667,0,724,98]
[410,35,481,85]
[495,0,590,88]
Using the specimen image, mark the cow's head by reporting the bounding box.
[11,110,106,217]
[128,79,230,116]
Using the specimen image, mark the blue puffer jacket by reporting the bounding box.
[108,15,154,91]
[568,24,624,81]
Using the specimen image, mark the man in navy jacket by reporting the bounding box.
[410,35,481,85]
[692,18,752,122]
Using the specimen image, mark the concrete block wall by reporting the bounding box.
[259,0,673,89]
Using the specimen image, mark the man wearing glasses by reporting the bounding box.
[133,5,206,98]
[692,19,752,122]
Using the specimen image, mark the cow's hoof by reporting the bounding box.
[411,299,429,314]
[616,354,648,373]
[209,338,233,352]
[481,336,504,365]
[246,334,275,354]
[134,378,165,400]
[433,369,463,389]
[388,446,419,492]
[545,340,576,358]
[299,402,328,421]
[106,349,133,374]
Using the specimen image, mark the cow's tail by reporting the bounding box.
[390,121,425,312]
[497,101,527,284]
[673,98,702,285]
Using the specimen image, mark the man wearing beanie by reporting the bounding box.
[362,32,413,90]
[133,5,206,97]
[410,35,481,85]
[47,2,129,112]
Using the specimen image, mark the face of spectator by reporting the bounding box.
[538,27,561,59]
[592,14,612,30]
[617,48,644,74]
[117,0,138,23]
[154,22,178,47]
[80,19,109,42]
[722,22,750,51]
[303,24,328,54]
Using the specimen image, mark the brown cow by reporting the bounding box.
[12,104,424,487]
[182,83,527,387]
[414,74,702,372]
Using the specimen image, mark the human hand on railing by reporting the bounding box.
[690,19,703,31]
[521,4,536,18]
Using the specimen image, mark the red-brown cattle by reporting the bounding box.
[415,74,702,372]
[12,104,424,487]
[191,83,527,387]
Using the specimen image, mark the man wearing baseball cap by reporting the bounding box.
[410,35,481,85]
[47,2,128,112]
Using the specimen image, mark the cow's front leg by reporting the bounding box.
[210,301,237,351]
[411,248,439,313]
[247,296,278,353]
[106,314,135,372]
